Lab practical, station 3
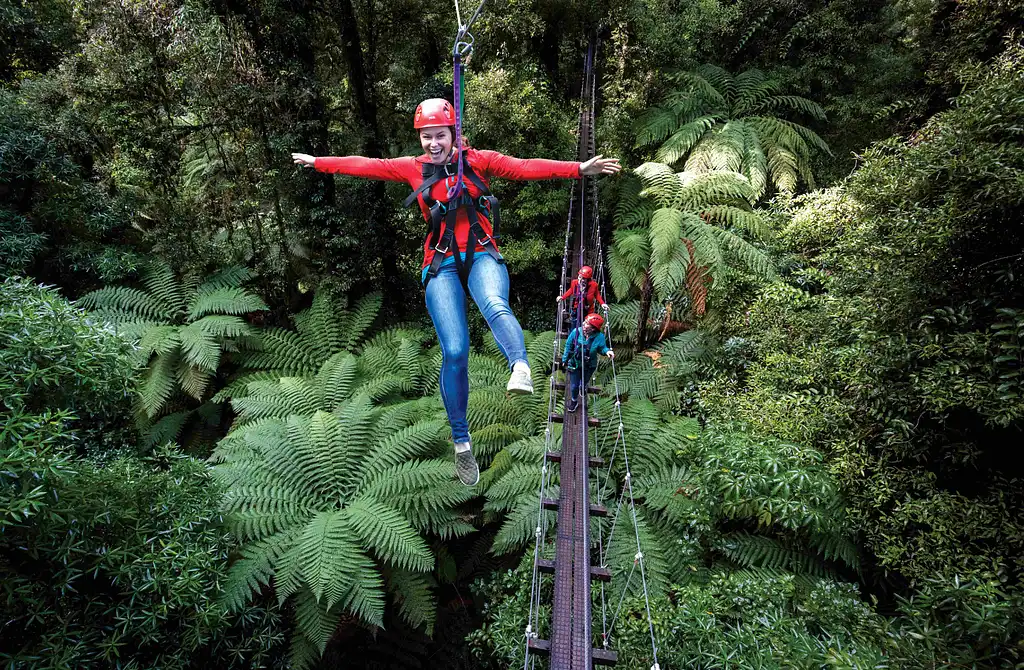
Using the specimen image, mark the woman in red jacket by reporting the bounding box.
[556,264,608,329]
[292,98,620,486]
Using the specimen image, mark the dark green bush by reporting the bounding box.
[1,277,137,454]
[0,277,286,668]
[0,441,286,669]
[694,37,1024,611]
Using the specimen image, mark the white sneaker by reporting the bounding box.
[506,361,533,394]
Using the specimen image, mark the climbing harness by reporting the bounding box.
[403,155,502,292]
[405,0,497,293]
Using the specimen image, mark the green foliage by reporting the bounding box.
[79,262,267,444]
[219,290,384,400]
[0,86,141,288]
[890,574,1024,666]
[696,41,1024,597]
[608,161,773,337]
[0,440,285,669]
[212,373,475,667]
[635,64,830,200]
[471,554,890,670]
[1,277,137,453]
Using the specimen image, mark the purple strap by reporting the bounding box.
[447,57,465,201]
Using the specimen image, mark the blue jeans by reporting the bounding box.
[425,253,528,443]
[565,363,596,411]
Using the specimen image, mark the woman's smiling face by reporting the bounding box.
[419,126,453,164]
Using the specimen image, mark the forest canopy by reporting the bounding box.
[2,0,1023,667]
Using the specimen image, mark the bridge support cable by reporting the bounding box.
[591,155,662,670]
[523,33,590,670]
[523,33,660,670]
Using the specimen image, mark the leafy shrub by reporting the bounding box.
[1,277,137,454]
[0,88,141,289]
[1,276,284,667]
[694,40,1024,600]
[0,443,286,669]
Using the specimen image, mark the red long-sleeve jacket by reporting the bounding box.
[559,278,606,312]
[314,148,581,272]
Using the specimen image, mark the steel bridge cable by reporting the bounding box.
[594,214,661,669]
[522,43,587,666]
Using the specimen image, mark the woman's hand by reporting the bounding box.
[291,153,315,168]
[606,350,615,360]
[580,155,622,176]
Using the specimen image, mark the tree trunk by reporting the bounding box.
[637,268,654,352]
[330,0,404,314]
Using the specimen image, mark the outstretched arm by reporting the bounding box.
[477,149,622,180]
[291,153,412,183]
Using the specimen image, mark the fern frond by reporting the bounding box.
[146,409,190,446]
[79,286,172,322]
[199,266,253,291]
[634,106,681,147]
[295,290,346,361]
[386,569,437,635]
[239,328,322,375]
[717,532,826,576]
[654,115,717,165]
[675,66,728,107]
[187,286,268,320]
[293,588,342,655]
[178,322,221,371]
[344,292,383,351]
[140,352,179,418]
[316,351,361,410]
[193,314,257,339]
[220,527,302,612]
[701,205,770,239]
[359,419,449,486]
[136,325,181,360]
[753,94,827,121]
[211,371,288,403]
[177,364,213,400]
[142,262,186,314]
[347,498,434,572]
[491,491,557,555]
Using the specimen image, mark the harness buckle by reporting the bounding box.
[434,241,450,254]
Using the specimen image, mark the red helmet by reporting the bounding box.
[414,98,456,129]
[584,313,605,329]
[578,265,594,279]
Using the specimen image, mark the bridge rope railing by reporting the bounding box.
[521,34,661,670]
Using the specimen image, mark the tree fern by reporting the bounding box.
[79,262,266,442]
[222,291,384,403]
[637,64,830,200]
[212,391,471,667]
[609,164,773,343]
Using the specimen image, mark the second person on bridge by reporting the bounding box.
[293,98,620,487]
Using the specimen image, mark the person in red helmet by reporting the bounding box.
[561,312,614,412]
[292,98,621,486]
[556,265,607,329]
